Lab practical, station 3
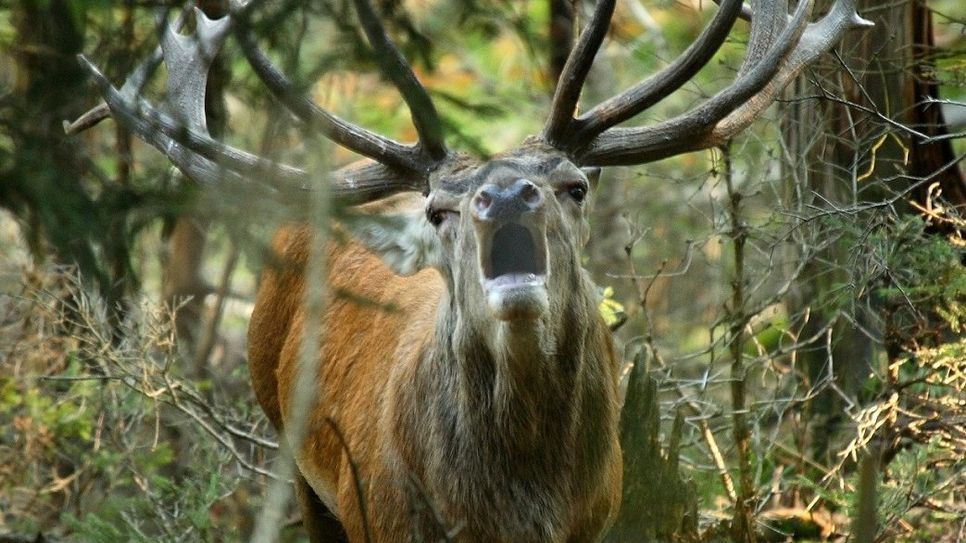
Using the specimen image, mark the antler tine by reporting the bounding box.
[542,0,618,146]
[712,0,753,22]
[81,52,422,202]
[233,22,423,175]
[564,0,744,147]
[78,7,307,187]
[575,0,872,166]
[161,7,232,133]
[714,0,874,135]
[350,0,448,162]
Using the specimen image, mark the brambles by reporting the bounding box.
[0,266,276,542]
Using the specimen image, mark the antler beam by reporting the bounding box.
[568,0,744,144]
[231,0,450,174]
[233,24,425,174]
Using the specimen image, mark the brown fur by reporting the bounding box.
[249,155,623,542]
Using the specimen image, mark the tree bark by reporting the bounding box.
[906,1,966,213]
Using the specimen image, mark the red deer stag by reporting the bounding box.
[77,0,869,540]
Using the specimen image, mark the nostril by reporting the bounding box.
[474,190,494,214]
[519,181,541,206]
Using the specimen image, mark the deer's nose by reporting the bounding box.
[473,179,543,221]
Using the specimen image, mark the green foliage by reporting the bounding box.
[880,437,962,525]
[1,0,963,540]
[62,453,228,542]
[0,0,191,308]
[810,212,966,355]
[873,217,966,333]
[808,435,965,543]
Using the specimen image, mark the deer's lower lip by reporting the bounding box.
[483,277,548,321]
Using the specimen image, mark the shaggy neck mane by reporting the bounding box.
[400,271,607,509]
[387,264,618,539]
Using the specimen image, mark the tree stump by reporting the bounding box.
[607,350,698,542]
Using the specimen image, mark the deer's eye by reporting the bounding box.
[427,208,457,227]
[564,183,588,204]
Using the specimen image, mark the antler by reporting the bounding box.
[78,11,299,189]
[544,0,872,166]
[74,0,450,202]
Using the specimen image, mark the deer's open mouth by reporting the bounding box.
[479,222,548,320]
[482,223,547,288]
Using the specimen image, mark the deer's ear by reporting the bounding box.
[582,167,601,192]
[350,212,440,276]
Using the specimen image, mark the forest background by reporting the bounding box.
[0,0,964,541]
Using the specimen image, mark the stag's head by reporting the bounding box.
[444,151,598,322]
[361,148,600,327]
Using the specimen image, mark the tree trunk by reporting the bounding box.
[2,0,134,310]
[780,0,904,464]
[906,1,966,213]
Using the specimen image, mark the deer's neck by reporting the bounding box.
[389,276,617,540]
[443,276,602,451]
[470,320,565,443]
